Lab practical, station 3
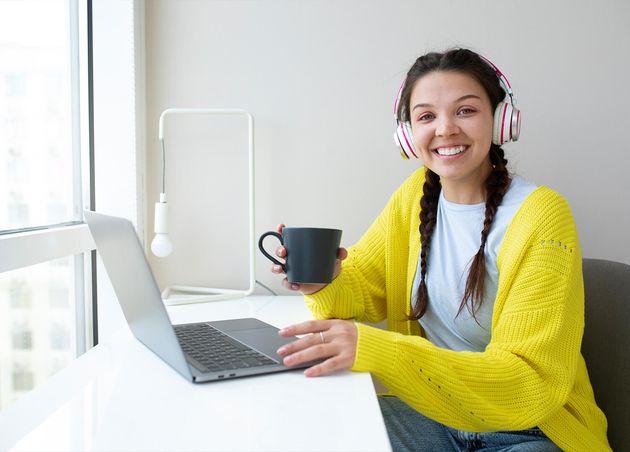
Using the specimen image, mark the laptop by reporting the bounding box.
[84,210,314,383]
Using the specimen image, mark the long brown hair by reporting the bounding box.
[400,49,512,320]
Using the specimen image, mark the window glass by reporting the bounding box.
[0,0,93,416]
[0,0,75,231]
[0,256,77,409]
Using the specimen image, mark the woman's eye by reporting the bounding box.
[458,108,476,115]
[418,113,435,121]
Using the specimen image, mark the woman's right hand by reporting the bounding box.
[270,223,348,295]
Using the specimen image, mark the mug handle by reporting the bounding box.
[258,231,286,271]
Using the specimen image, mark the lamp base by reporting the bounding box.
[161,285,251,306]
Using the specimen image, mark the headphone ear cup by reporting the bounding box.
[395,121,418,159]
[511,107,521,142]
[493,102,512,145]
[394,131,410,159]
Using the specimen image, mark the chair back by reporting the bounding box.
[581,258,630,451]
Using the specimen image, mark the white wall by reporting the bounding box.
[144,0,630,296]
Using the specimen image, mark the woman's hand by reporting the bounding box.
[276,319,357,377]
[270,223,348,295]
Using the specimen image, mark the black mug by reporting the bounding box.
[258,227,342,284]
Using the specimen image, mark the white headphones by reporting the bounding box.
[393,54,521,160]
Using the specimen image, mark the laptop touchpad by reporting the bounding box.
[228,327,295,360]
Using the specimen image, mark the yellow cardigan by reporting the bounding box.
[305,167,610,452]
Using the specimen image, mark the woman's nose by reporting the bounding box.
[435,117,460,137]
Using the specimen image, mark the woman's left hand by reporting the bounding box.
[276,319,357,377]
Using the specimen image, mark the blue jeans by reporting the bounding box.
[378,396,562,452]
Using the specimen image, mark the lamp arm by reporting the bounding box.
[158,108,253,194]
[160,137,166,193]
[155,108,256,296]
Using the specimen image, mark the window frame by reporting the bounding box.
[0,0,96,357]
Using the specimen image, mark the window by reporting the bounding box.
[11,323,33,350]
[0,256,80,409]
[0,0,94,412]
[49,281,70,308]
[9,280,31,309]
[0,1,77,233]
[12,364,34,392]
[50,323,71,350]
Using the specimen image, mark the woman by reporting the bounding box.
[271,48,610,451]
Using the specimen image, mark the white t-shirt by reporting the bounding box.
[411,175,537,352]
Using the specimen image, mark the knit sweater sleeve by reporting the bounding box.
[303,179,409,323]
[352,187,585,432]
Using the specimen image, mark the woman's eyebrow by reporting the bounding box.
[455,94,482,103]
[411,94,482,112]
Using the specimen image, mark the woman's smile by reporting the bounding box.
[433,144,469,157]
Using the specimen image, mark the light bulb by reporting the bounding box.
[151,233,173,257]
[152,192,172,257]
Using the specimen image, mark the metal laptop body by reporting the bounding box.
[84,210,310,383]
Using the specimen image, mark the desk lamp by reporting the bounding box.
[152,108,255,305]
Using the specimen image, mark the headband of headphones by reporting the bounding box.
[479,54,515,105]
[393,53,521,159]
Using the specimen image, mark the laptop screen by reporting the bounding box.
[84,210,192,380]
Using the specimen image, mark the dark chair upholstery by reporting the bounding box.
[581,258,630,451]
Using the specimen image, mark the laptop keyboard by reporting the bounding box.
[174,323,277,373]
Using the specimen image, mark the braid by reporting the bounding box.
[457,145,511,319]
[410,168,441,320]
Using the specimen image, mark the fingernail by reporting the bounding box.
[278,328,287,335]
[291,284,299,290]
[284,355,294,365]
[304,368,315,377]
[277,346,287,355]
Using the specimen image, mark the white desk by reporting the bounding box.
[0,296,392,451]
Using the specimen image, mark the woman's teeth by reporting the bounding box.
[436,145,466,156]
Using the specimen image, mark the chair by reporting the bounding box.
[581,258,630,451]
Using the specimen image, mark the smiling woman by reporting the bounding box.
[272,48,611,452]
